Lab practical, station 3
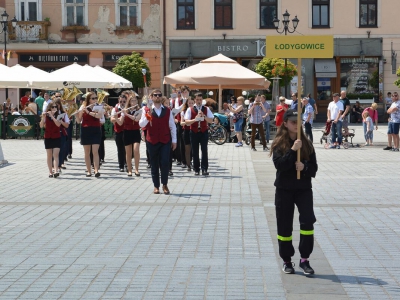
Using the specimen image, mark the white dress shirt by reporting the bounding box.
[184,105,214,120]
[42,99,52,112]
[139,104,177,143]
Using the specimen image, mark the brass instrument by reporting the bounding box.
[96,88,109,105]
[66,103,78,118]
[67,86,83,101]
[61,87,71,101]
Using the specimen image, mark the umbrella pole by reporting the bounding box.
[218,84,222,113]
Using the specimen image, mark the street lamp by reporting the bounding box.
[273,10,299,98]
[1,11,18,139]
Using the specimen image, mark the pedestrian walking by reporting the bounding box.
[270,109,318,275]
[327,93,344,149]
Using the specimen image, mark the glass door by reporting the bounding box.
[20,0,38,21]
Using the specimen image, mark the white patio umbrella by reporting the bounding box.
[92,65,132,89]
[163,54,271,111]
[0,64,53,88]
[41,63,132,89]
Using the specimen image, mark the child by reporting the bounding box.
[363,111,373,146]
[213,116,220,125]
[269,109,318,275]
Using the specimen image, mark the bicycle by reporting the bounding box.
[208,124,227,145]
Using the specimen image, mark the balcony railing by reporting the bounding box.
[9,21,51,42]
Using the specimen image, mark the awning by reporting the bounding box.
[315,59,337,78]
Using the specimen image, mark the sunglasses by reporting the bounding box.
[153,93,162,97]
[91,97,98,100]
[392,95,398,97]
[51,106,57,108]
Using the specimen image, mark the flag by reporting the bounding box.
[7,51,11,61]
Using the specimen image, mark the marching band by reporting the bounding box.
[40,86,213,194]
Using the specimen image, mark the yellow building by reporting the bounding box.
[0,0,162,106]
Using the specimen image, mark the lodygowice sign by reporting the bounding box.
[265,35,333,58]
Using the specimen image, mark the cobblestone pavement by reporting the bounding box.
[0,123,399,299]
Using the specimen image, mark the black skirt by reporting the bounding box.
[81,126,102,145]
[44,138,61,149]
[183,129,191,145]
[123,129,141,146]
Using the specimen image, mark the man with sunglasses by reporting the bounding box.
[139,90,177,194]
[184,92,214,176]
[111,92,128,172]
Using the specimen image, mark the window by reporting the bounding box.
[19,0,38,21]
[260,0,277,29]
[66,0,85,26]
[119,0,138,27]
[214,0,232,29]
[312,0,329,28]
[177,0,195,29]
[360,0,377,27]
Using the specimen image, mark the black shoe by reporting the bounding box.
[86,173,92,177]
[282,262,295,274]
[383,146,392,150]
[54,172,59,178]
[202,170,209,176]
[251,148,257,151]
[135,171,141,177]
[119,168,124,172]
[68,155,72,159]
[187,166,192,172]
[95,172,100,178]
[176,162,182,166]
[194,171,200,176]
[181,164,187,168]
[299,260,315,275]
[49,174,54,178]
[61,164,66,169]
[147,164,151,169]
[169,171,174,176]
[263,147,269,152]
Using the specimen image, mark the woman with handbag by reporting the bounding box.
[229,96,244,147]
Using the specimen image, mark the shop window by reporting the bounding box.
[260,0,277,29]
[312,0,329,28]
[65,0,85,26]
[177,0,195,29]
[359,0,377,27]
[214,0,232,29]
[118,0,140,27]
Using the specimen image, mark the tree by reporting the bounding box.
[112,52,151,88]
[255,57,297,88]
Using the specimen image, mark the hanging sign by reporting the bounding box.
[265,35,334,58]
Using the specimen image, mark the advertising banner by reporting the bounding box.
[7,115,37,138]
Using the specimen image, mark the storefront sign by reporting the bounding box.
[103,53,142,62]
[7,115,36,137]
[19,54,89,63]
[265,36,334,58]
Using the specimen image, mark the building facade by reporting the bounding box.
[0,0,162,106]
[165,0,400,116]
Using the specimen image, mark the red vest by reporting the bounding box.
[190,106,208,133]
[44,116,61,139]
[144,106,171,145]
[173,98,182,121]
[82,110,101,127]
[113,105,124,133]
[123,112,140,131]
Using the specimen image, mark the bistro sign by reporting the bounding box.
[19,54,89,64]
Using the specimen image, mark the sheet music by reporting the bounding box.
[92,106,104,113]
[57,113,66,121]
[133,108,143,117]
[195,116,204,121]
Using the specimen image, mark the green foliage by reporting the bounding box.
[112,52,151,88]
[369,70,379,89]
[394,66,400,88]
[346,93,377,99]
[254,58,298,88]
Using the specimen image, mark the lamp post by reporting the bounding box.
[1,11,18,139]
[273,10,299,98]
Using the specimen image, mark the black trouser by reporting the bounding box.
[147,141,171,188]
[66,124,73,157]
[114,131,126,169]
[190,131,208,172]
[275,188,316,262]
[99,125,106,161]
[174,123,183,163]
[178,124,186,164]
[58,134,67,167]
[143,130,150,163]
[304,122,313,143]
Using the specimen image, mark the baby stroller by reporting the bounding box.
[320,121,352,149]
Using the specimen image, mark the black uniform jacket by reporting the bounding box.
[272,139,318,190]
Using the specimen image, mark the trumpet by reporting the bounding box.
[96,88,109,105]
[67,86,83,101]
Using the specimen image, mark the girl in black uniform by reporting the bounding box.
[269,109,318,275]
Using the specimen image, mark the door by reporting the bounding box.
[19,0,38,21]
